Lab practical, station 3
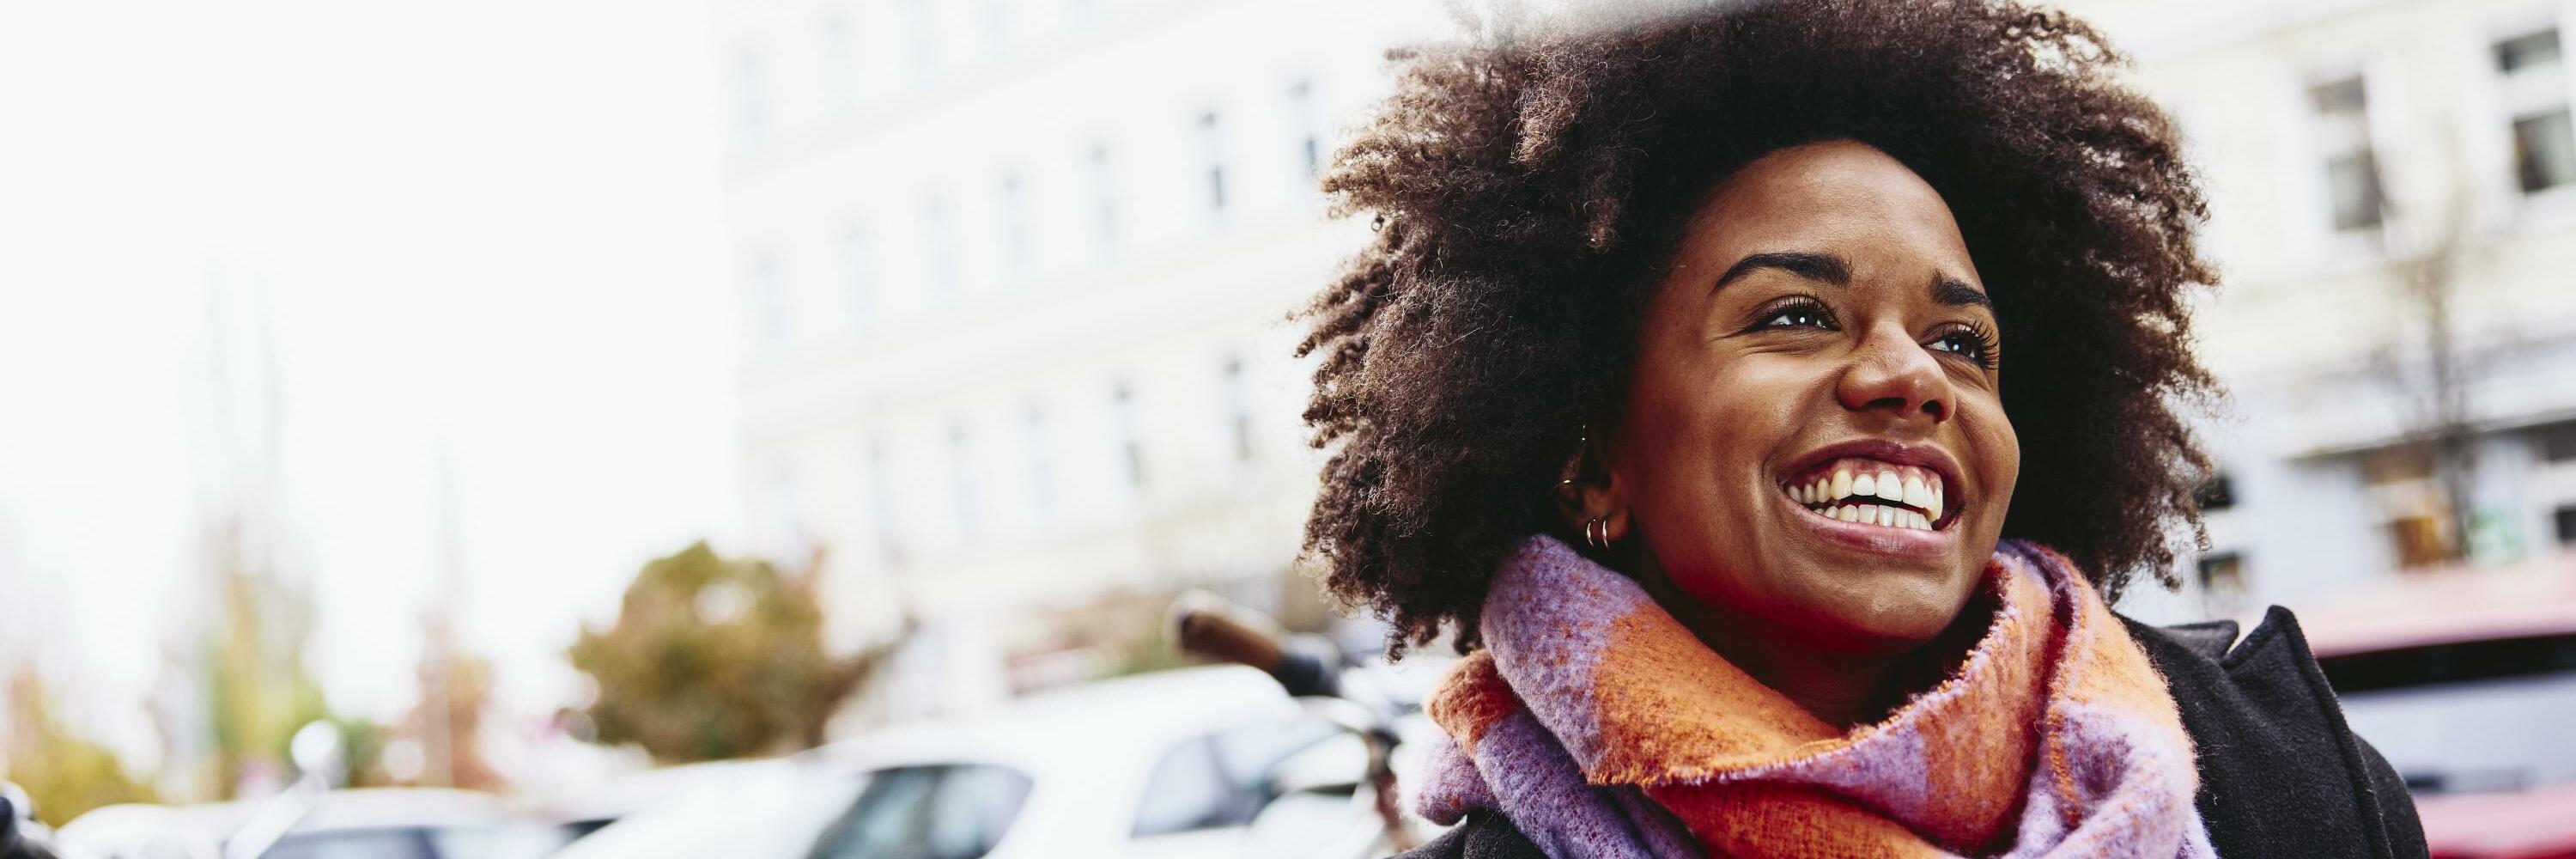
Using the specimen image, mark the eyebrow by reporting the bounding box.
[1931,277,1991,309]
[1714,252,1849,289]
[1714,249,1993,309]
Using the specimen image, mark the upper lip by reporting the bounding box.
[1777,438,1967,520]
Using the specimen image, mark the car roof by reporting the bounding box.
[291,788,513,832]
[811,664,1297,777]
[58,789,518,854]
[2299,551,2576,658]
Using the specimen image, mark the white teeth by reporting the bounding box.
[1810,501,1940,530]
[1796,461,1953,530]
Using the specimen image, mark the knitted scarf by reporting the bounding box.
[1412,536,2216,859]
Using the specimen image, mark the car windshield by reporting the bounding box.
[803,764,1034,859]
[2320,632,2576,794]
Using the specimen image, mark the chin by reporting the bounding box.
[1784,565,1984,653]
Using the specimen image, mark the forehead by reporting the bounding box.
[1676,139,1977,281]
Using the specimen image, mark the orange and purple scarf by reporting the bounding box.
[1413,537,2215,858]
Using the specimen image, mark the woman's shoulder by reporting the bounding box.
[2121,607,2430,859]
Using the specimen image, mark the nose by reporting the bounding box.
[1835,323,1952,423]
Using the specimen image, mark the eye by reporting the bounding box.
[1929,326,1999,367]
[1753,299,1837,331]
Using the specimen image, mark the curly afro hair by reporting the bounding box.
[1298,0,2220,655]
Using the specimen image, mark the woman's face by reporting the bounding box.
[1607,139,2019,654]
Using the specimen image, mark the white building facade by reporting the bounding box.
[2067,0,2576,621]
[712,0,1447,702]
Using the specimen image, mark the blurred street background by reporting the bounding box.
[0,0,2572,856]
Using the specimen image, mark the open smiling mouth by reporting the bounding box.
[1779,457,1953,533]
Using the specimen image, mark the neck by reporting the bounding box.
[1628,562,1989,730]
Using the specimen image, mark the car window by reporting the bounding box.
[1133,716,1352,838]
[810,766,942,859]
[428,822,577,859]
[2322,633,2576,793]
[2320,633,2576,693]
[805,765,1031,859]
[924,765,1033,859]
[1133,737,1238,837]
[1211,716,1345,789]
[264,828,435,859]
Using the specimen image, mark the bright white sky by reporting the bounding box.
[0,1,744,763]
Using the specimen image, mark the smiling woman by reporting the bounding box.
[1297,1,2428,858]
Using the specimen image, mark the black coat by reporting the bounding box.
[1400,607,2431,859]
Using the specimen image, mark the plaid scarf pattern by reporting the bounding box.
[1412,536,2216,859]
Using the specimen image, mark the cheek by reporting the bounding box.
[1624,356,1827,515]
[1963,396,2020,522]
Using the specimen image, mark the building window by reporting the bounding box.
[950,422,979,540]
[866,436,899,562]
[2555,505,2576,545]
[732,48,767,152]
[1287,79,1321,178]
[907,0,939,87]
[2497,28,2575,194]
[2309,76,2383,232]
[1022,402,1053,521]
[1112,381,1145,488]
[823,12,859,115]
[2196,551,2246,596]
[2387,515,2451,569]
[924,196,959,309]
[1222,356,1254,462]
[841,225,872,335]
[767,466,803,555]
[999,172,1032,277]
[2537,421,2576,462]
[1198,110,1227,215]
[750,253,788,351]
[2360,445,2435,485]
[984,0,1012,60]
[2194,472,2236,512]
[1088,143,1118,258]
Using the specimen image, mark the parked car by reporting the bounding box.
[555,664,1390,859]
[2301,553,2576,859]
[58,789,573,859]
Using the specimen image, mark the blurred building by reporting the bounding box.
[2063,0,2576,620]
[710,0,1444,715]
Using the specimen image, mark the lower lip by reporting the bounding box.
[1781,490,1958,557]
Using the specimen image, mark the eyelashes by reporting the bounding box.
[1929,322,2001,369]
[1750,295,1840,331]
[1741,295,2000,369]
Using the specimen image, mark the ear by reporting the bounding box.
[1552,428,1633,546]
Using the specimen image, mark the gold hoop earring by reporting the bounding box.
[1585,517,1608,551]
